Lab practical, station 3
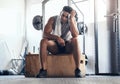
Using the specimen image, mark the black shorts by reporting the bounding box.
[55,41,69,54]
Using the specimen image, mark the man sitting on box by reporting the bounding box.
[37,6,82,78]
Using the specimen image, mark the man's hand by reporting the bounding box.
[70,10,76,18]
[57,37,65,46]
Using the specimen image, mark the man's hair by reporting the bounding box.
[62,6,78,21]
[62,6,73,13]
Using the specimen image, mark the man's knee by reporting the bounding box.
[71,37,79,43]
[40,38,48,44]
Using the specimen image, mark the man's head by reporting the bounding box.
[62,6,73,13]
[61,6,78,23]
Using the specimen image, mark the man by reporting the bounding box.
[37,6,82,78]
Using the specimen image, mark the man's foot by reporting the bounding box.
[75,68,83,78]
[36,68,47,78]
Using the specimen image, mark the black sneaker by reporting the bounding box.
[36,69,47,78]
[75,68,82,78]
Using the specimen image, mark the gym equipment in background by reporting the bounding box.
[32,15,43,30]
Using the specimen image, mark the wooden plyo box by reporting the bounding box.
[47,54,85,77]
[25,54,85,77]
[25,54,40,77]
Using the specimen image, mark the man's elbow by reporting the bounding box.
[72,32,79,38]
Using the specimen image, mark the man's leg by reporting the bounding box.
[71,37,81,69]
[37,38,59,78]
[71,37,82,77]
[40,38,48,70]
[65,38,82,77]
[65,38,81,69]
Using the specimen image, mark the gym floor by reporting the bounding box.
[0,75,120,84]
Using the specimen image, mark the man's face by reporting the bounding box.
[61,11,69,23]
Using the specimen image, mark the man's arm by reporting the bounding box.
[43,17,65,46]
[69,10,79,37]
[43,17,59,40]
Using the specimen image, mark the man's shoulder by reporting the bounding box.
[51,15,58,19]
[48,15,58,23]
